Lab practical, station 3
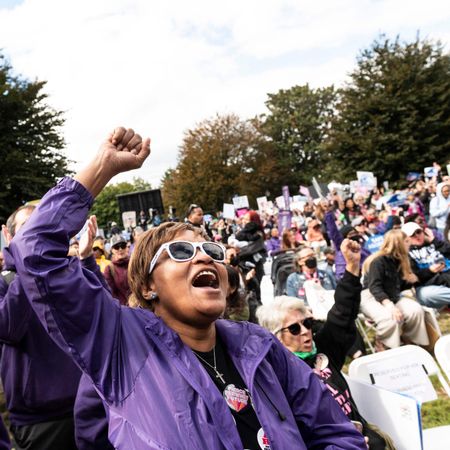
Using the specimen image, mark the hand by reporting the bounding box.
[392,306,404,323]
[245,268,256,281]
[340,238,361,276]
[74,127,151,198]
[430,263,445,273]
[424,228,435,242]
[99,127,150,178]
[79,216,97,260]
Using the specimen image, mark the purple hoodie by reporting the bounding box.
[11,177,366,450]
[0,417,10,450]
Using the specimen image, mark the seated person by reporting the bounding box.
[257,239,393,450]
[286,247,334,305]
[361,230,429,349]
[402,221,450,308]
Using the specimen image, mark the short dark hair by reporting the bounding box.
[6,205,36,237]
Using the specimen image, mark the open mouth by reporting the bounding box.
[192,270,219,289]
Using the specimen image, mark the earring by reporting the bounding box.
[150,292,158,301]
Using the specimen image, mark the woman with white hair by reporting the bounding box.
[257,239,393,450]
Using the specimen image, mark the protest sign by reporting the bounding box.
[256,196,268,213]
[424,166,438,178]
[235,208,249,218]
[406,172,421,182]
[222,203,235,220]
[122,211,136,229]
[357,171,377,189]
[232,195,249,210]
[299,185,310,198]
[275,196,286,210]
[365,234,384,254]
[277,210,292,233]
[447,164,450,177]
[282,186,291,210]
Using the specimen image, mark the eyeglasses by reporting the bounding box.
[112,242,127,250]
[275,318,314,335]
[412,229,424,237]
[149,240,226,274]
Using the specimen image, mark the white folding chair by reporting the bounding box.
[434,335,450,381]
[348,345,450,401]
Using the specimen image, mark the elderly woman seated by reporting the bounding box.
[257,239,393,450]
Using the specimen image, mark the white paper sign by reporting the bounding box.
[222,203,235,220]
[345,376,422,450]
[357,171,377,188]
[256,196,268,212]
[367,360,437,403]
[232,195,249,210]
[424,166,438,178]
[275,196,285,209]
[122,211,136,229]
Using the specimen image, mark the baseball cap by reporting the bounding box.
[401,222,422,237]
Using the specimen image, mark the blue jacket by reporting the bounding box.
[11,177,366,450]
[0,247,83,426]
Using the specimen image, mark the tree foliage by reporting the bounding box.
[90,177,152,229]
[0,53,70,223]
[162,114,281,215]
[327,36,450,184]
[261,84,338,187]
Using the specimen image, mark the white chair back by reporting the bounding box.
[434,334,450,381]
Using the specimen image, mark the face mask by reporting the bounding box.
[304,257,317,269]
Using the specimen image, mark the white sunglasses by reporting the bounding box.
[149,240,226,274]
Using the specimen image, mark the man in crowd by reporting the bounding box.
[0,205,81,449]
[402,221,450,308]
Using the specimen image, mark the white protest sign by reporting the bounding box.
[424,166,438,178]
[345,376,422,450]
[366,359,437,403]
[256,196,268,213]
[222,203,235,220]
[290,201,306,212]
[122,211,136,229]
[232,195,249,210]
[275,196,285,210]
[357,171,377,188]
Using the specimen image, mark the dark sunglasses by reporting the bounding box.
[275,318,314,335]
[113,242,127,250]
[149,240,226,274]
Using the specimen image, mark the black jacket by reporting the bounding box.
[364,255,411,303]
[304,271,386,449]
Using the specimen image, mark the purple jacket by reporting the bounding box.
[265,237,281,256]
[0,417,10,450]
[324,211,370,279]
[11,177,366,450]
[0,247,83,426]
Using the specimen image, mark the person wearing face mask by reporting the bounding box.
[257,240,394,450]
[103,234,130,305]
[285,247,334,305]
[10,127,367,450]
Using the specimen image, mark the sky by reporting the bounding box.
[0,0,449,187]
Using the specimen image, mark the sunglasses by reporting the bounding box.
[275,318,314,335]
[149,240,226,274]
[113,242,127,250]
[412,229,424,237]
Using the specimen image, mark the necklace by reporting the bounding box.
[193,347,226,384]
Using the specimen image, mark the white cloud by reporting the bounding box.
[0,0,449,188]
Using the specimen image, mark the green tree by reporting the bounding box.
[0,53,70,223]
[260,84,338,188]
[327,36,450,184]
[91,177,151,229]
[162,114,280,215]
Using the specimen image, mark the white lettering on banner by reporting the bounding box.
[367,361,437,402]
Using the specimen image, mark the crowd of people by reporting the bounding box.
[0,126,449,449]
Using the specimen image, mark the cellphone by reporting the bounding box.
[434,256,445,265]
